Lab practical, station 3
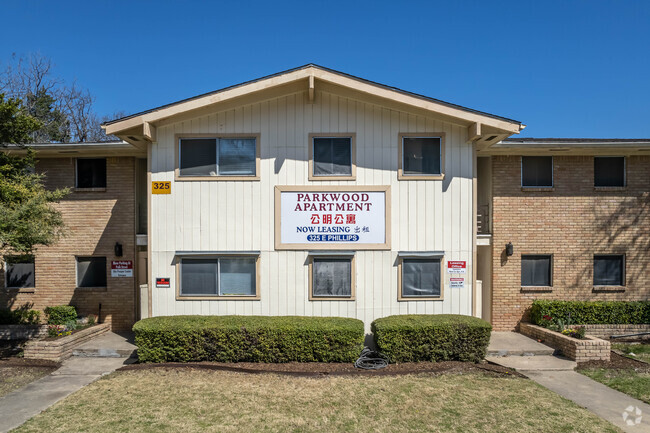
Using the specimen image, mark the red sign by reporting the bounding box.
[156,278,170,288]
[111,260,133,277]
[447,261,467,274]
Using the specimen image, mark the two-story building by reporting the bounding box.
[2,65,648,332]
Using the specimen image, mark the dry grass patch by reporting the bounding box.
[0,366,54,398]
[15,369,620,433]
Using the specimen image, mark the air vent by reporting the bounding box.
[486,135,498,141]
[59,150,79,154]
[549,148,570,151]
[128,136,140,141]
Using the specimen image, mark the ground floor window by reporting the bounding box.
[178,255,258,298]
[398,254,442,300]
[593,254,624,286]
[521,255,552,287]
[76,257,107,288]
[4,256,35,289]
[309,254,355,300]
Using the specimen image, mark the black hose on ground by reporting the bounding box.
[354,347,389,370]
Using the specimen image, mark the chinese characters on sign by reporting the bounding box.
[278,188,388,248]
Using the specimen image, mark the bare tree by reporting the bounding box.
[1,53,117,143]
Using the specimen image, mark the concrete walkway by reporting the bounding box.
[488,331,555,356]
[0,356,130,433]
[73,331,137,358]
[488,332,650,432]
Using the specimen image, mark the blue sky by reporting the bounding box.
[2,0,649,138]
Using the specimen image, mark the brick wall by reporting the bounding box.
[0,157,137,331]
[519,323,610,362]
[491,155,649,331]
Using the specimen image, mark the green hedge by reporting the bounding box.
[0,308,41,325]
[133,315,365,363]
[372,314,491,363]
[530,300,650,325]
[44,305,77,325]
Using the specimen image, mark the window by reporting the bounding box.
[594,255,625,286]
[177,136,259,179]
[178,256,258,298]
[521,156,553,187]
[594,157,625,187]
[521,255,552,287]
[76,257,107,288]
[399,134,444,180]
[4,256,35,289]
[309,256,354,299]
[308,134,356,180]
[399,257,442,299]
[76,158,106,188]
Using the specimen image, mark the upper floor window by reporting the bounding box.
[177,135,259,180]
[398,134,445,180]
[76,158,106,188]
[4,256,35,289]
[521,156,553,187]
[308,134,355,180]
[593,255,625,286]
[594,156,625,187]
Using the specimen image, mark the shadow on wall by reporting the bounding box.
[570,193,649,293]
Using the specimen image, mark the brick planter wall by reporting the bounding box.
[23,323,110,362]
[519,322,610,362]
[580,324,650,340]
[0,325,47,340]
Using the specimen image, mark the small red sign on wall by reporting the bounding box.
[447,261,467,274]
[156,278,170,288]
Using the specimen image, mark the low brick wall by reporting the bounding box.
[519,322,610,362]
[580,324,650,340]
[23,323,110,362]
[0,325,47,340]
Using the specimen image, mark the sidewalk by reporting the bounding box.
[0,357,129,433]
[488,332,650,433]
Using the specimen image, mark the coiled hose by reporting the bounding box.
[354,347,389,370]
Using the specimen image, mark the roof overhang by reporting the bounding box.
[482,138,650,156]
[0,141,145,157]
[102,64,525,146]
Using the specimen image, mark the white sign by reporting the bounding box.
[450,277,465,289]
[111,260,133,278]
[447,261,467,274]
[277,187,389,249]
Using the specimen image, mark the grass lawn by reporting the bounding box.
[612,343,650,364]
[580,368,650,405]
[14,369,621,433]
[0,366,53,398]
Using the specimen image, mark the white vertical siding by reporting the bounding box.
[150,90,474,331]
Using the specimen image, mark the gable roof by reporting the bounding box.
[102,64,525,147]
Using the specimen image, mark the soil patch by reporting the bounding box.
[119,359,524,378]
[577,351,650,371]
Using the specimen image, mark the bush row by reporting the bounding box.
[372,314,491,363]
[530,300,650,325]
[0,308,40,325]
[133,315,364,363]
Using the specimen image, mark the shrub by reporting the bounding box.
[530,300,650,326]
[0,308,41,325]
[133,315,365,363]
[44,305,77,325]
[372,314,492,363]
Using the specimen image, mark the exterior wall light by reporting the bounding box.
[505,242,514,256]
[114,242,123,257]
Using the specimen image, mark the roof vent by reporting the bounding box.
[128,136,140,141]
[486,135,498,141]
